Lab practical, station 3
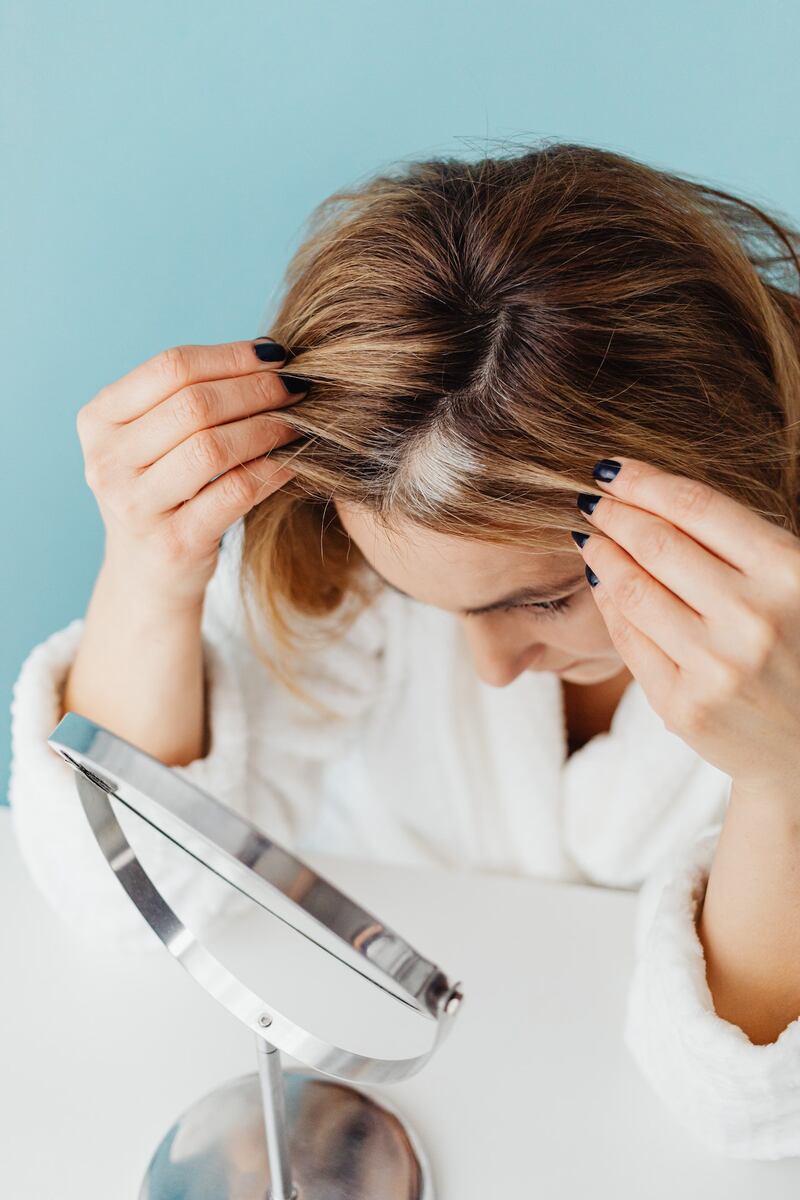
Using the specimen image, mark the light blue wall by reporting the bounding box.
[3,0,799,803]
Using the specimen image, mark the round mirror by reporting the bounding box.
[47,712,465,1199]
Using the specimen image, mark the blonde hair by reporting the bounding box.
[237,139,800,698]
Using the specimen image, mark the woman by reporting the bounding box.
[9,141,800,1160]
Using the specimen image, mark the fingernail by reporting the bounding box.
[585,564,600,587]
[253,338,288,362]
[570,530,590,548]
[279,372,312,394]
[577,492,602,515]
[591,458,621,483]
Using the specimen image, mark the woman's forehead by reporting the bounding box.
[333,496,573,581]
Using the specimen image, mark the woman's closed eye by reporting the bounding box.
[511,593,574,618]
[464,593,576,620]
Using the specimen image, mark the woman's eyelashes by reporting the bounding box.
[461,592,577,620]
[500,593,575,619]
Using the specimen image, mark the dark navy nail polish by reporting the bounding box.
[585,564,600,587]
[279,372,313,394]
[577,492,602,515]
[253,339,288,362]
[570,530,590,548]
[591,458,621,483]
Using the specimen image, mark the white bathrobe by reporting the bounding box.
[8,518,800,1161]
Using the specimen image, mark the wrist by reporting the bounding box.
[98,551,208,620]
[729,769,800,814]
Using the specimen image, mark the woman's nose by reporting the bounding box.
[460,619,538,688]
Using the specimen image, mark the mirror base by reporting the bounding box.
[139,1068,434,1199]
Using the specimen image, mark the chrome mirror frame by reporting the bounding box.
[47,712,465,1085]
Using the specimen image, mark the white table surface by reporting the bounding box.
[2,807,799,1198]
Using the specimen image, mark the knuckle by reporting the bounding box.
[187,428,227,474]
[218,340,248,378]
[82,458,101,492]
[76,400,105,453]
[712,660,745,705]
[85,382,111,412]
[175,383,215,430]
[87,380,109,403]
[115,488,141,525]
[776,549,800,600]
[83,450,110,493]
[615,570,648,612]
[252,367,281,407]
[75,403,92,441]
[154,344,191,388]
[638,521,673,565]
[609,618,635,652]
[617,460,650,491]
[661,704,682,737]
[684,662,744,729]
[735,606,778,668]
[252,412,288,451]
[217,466,254,509]
[672,478,712,520]
[679,690,718,737]
[160,520,194,565]
[682,701,710,737]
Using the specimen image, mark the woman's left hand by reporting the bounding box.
[573,457,800,793]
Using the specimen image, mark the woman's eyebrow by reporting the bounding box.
[371,569,585,614]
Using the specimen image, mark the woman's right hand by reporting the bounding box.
[76,337,308,610]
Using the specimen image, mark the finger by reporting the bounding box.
[120,367,308,468]
[141,413,302,514]
[578,533,708,670]
[92,337,293,425]
[586,456,794,578]
[171,456,296,556]
[585,572,680,710]
[576,490,739,621]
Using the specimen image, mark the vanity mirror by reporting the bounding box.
[47,712,465,1199]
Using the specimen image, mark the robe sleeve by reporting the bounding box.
[623,824,800,1160]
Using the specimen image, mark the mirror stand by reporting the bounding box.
[140,1029,433,1199]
